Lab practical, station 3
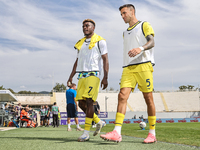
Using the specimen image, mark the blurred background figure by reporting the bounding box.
[51,102,59,128]
[66,83,83,131]
[40,105,46,127]
[45,105,50,127]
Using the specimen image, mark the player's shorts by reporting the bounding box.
[76,76,100,101]
[120,63,154,93]
[45,115,50,120]
[40,116,45,121]
[67,103,78,118]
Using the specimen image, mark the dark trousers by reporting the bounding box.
[53,114,58,127]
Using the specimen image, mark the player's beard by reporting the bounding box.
[84,32,94,38]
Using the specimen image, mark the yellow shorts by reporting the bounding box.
[120,63,154,93]
[76,76,100,101]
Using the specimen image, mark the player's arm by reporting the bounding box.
[128,22,155,57]
[101,53,109,90]
[74,98,78,111]
[142,35,154,50]
[141,21,155,50]
[128,35,155,57]
[67,58,78,87]
[74,91,78,111]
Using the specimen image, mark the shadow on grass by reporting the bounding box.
[0,137,77,143]
[0,136,139,145]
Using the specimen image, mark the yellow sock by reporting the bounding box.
[93,113,100,124]
[85,117,93,131]
[115,112,125,127]
[148,116,156,130]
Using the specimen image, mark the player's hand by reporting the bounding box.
[67,78,72,87]
[128,48,141,57]
[101,77,108,90]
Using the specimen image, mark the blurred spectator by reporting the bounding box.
[45,105,50,127]
[51,102,59,128]
[132,115,136,119]
[8,103,16,119]
[40,105,46,126]
[19,108,26,127]
[0,103,5,110]
[139,115,144,121]
[25,104,29,110]
[66,83,83,131]
[28,107,33,119]
[29,107,33,115]
[13,106,18,119]
[21,107,37,128]
[16,103,22,113]
[9,104,14,112]
[5,103,9,112]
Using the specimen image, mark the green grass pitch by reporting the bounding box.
[0,122,199,150]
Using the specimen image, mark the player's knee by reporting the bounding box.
[118,92,128,102]
[143,94,154,106]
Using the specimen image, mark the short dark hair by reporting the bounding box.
[83,19,95,27]
[119,4,135,11]
[54,102,56,105]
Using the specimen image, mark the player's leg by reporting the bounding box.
[67,103,72,131]
[100,67,135,142]
[79,98,105,135]
[41,117,44,126]
[67,117,71,131]
[77,76,100,142]
[143,92,156,143]
[137,69,157,143]
[76,78,90,141]
[44,117,47,126]
[75,117,84,131]
[78,100,87,112]
[46,116,49,127]
[100,87,131,142]
[85,98,94,129]
[40,117,43,127]
[78,98,93,142]
[42,116,45,126]
[115,87,132,133]
[74,104,83,131]
[84,76,105,136]
[45,115,48,127]
[48,116,50,126]
[53,114,56,127]
[56,114,59,127]
[79,100,99,124]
